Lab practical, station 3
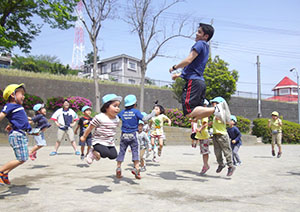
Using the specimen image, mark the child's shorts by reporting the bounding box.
[150,134,162,139]
[79,137,92,146]
[199,139,210,155]
[34,132,47,146]
[9,131,29,161]
[190,133,197,140]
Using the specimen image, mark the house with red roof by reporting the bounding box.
[267,76,298,102]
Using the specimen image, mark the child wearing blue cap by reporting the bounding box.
[81,94,122,165]
[211,97,235,177]
[227,115,242,166]
[28,103,51,161]
[75,106,93,160]
[116,94,155,179]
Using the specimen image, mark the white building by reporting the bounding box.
[80,54,142,85]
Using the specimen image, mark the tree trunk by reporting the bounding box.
[93,42,100,113]
[139,60,146,112]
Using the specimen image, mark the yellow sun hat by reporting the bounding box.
[3,83,25,100]
[271,111,279,116]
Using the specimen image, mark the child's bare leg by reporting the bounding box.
[86,146,91,155]
[187,106,215,120]
[0,160,24,174]
[202,154,209,168]
[151,137,155,147]
[93,150,101,160]
[81,145,85,155]
[134,160,139,170]
[158,138,163,151]
[117,161,122,168]
[29,145,42,154]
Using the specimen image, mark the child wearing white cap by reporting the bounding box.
[268,111,282,158]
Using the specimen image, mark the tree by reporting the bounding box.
[125,0,192,111]
[80,0,117,112]
[171,56,239,103]
[0,0,79,53]
[84,51,99,65]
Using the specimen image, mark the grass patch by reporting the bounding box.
[0,68,171,90]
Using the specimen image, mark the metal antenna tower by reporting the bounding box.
[71,0,85,70]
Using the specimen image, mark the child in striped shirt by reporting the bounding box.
[80,94,122,165]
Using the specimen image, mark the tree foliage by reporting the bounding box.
[0,0,79,53]
[171,56,239,103]
[12,55,78,75]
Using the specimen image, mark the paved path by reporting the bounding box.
[0,145,300,212]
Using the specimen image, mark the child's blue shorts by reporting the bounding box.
[9,131,29,161]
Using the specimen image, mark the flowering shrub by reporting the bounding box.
[165,108,191,128]
[67,96,92,112]
[46,96,92,112]
[46,96,65,111]
[23,93,44,110]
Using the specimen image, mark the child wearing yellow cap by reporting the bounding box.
[268,111,283,158]
[0,83,31,185]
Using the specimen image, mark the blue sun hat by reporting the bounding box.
[33,103,44,112]
[231,115,237,123]
[210,97,225,103]
[124,94,137,107]
[102,94,122,105]
[81,106,91,113]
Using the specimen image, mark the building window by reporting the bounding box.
[128,61,137,71]
[111,62,120,72]
[279,88,289,95]
[101,64,107,74]
[128,79,135,84]
[292,88,298,95]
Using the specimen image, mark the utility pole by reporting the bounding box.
[257,55,262,118]
[209,18,214,58]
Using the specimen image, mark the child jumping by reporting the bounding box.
[137,120,150,172]
[75,106,93,160]
[195,99,211,175]
[210,97,235,177]
[80,94,122,165]
[149,104,171,157]
[0,83,31,185]
[28,103,51,160]
[227,115,242,166]
[268,111,283,158]
[116,94,155,180]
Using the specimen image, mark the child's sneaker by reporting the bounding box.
[33,151,37,159]
[227,166,236,177]
[272,150,275,156]
[200,165,210,175]
[80,154,85,160]
[216,164,226,173]
[140,166,147,172]
[277,152,282,158]
[0,172,10,185]
[75,151,80,156]
[116,167,122,178]
[29,153,35,161]
[49,151,57,156]
[152,157,158,162]
[86,150,96,165]
[131,168,141,179]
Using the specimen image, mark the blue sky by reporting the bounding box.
[13,0,300,96]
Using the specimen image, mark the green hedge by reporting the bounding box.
[236,115,251,134]
[252,118,300,144]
